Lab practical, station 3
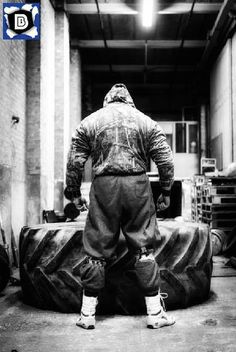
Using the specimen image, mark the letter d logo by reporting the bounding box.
[15,14,28,30]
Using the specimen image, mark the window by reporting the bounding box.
[189,124,198,154]
[154,120,199,155]
[175,123,186,153]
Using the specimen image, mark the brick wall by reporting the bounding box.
[0,0,82,251]
[0,0,26,247]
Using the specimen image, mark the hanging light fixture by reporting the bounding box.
[141,0,155,28]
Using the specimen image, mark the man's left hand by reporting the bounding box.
[156,194,170,212]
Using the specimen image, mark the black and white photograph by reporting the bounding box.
[0,0,236,351]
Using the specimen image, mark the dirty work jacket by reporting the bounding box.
[65,84,174,200]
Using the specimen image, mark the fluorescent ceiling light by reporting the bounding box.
[141,0,154,28]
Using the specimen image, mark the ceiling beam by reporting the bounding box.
[200,0,235,69]
[71,39,206,49]
[66,2,223,15]
[83,65,195,72]
[92,83,188,89]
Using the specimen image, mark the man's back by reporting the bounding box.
[82,102,150,174]
[74,84,173,177]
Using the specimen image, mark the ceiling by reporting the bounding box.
[65,0,236,115]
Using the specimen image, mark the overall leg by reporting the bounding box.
[121,174,160,296]
[77,176,121,329]
[121,174,175,328]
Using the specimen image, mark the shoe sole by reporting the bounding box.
[76,322,95,330]
[147,321,175,329]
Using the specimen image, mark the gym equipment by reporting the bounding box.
[19,220,212,314]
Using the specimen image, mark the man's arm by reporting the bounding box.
[148,122,174,210]
[64,122,91,201]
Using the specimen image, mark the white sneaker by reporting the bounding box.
[76,294,97,330]
[76,312,96,330]
[146,307,175,329]
[145,293,175,329]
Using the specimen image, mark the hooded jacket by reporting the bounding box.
[65,84,174,200]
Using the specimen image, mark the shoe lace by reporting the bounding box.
[146,292,168,315]
[159,292,168,312]
[139,253,155,262]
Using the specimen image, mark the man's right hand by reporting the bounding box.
[72,197,88,211]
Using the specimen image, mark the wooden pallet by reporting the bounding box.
[211,185,236,195]
[192,176,236,229]
[202,195,236,205]
[202,209,236,220]
[202,203,236,212]
[210,177,236,185]
[202,185,236,196]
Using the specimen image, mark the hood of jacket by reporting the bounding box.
[103,83,135,108]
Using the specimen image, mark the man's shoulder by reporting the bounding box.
[79,108,104,127]
[85,108,103,121]
[80,105,157,130]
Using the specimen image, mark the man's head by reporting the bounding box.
[103,83,135,108]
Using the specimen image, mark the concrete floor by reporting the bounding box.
[0,257,236,352]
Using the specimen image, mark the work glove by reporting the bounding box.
[156,194,170,212]
[72,196,89,211]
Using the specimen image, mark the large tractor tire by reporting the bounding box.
[0,244,10,292]
[19,220,212,314]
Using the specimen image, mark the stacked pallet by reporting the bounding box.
[191,175,205,222]
[201,177,236,236]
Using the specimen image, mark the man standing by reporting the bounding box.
[64,83,175,330]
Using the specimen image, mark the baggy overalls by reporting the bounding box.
[80,173,160,297]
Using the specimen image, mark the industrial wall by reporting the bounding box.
[232,34,236,162]
[26,0,56,225]
[0,0,27,249]
[0,0,82,256]
[70,49,82,136]
[210,35,236,170]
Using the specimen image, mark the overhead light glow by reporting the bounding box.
[141,0,155,28]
